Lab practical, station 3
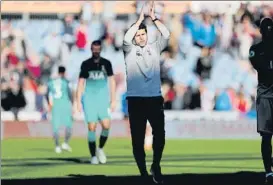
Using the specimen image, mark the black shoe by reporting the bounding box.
[150,165,163,184]
[140,170,149,177]
[265,174,273,185]
[140,170,149,183]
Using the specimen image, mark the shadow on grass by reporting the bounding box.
[2,153,262,168]
[2,154,266,185]
[2,171,266,185]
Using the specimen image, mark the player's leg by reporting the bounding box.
[257,98,273,184]
[127,98,148,176]
[51,107,62,153]
[261,133,272,177]
[61,103,73,152]
[146,96,165,184]
[61,126,72,152]
[96,102,111,164]
[52,122,61,154]
[97,118,110,164]
[88,123,99,164]
[82,96,99,164]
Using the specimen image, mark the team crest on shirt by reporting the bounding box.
[249,50,255,58]
[101,65,106,74]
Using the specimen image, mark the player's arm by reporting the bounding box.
[46,81,53,111]
[76,62,88,112]
[76,79,84,112]
[249,45,259,70]
[67,82,73,103]
[123,3,145,52]
[106,61,116,111]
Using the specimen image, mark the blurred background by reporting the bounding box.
[1,1,273,123]
[2,2,273,180]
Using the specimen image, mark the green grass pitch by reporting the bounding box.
[1,138,263,180]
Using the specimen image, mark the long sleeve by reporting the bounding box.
[123,24,139,53]
[155,21,170,39]
[67,83,73,102]
[154,21,170,52]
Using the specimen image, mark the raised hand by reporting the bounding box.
[149,1,156,20]
[137,3,145,23]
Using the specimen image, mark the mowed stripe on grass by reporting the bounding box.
[1,138,263,179]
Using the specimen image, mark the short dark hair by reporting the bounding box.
[91,40,102,46]
[260,17,273,35]
[138,23,147,33]
[58,66,66,74]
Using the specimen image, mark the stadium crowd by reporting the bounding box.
[1,2,273,119]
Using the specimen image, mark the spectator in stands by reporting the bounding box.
[13,29,26,60]
[168,14,182,55]
[236,90,248,113]
[195,12,217,48]
[237,14,256,60]
[35,83,48,120]
[7,42,19,66]
[194,47,213,80]
[75,20,88,50]
[62,14,75,52]
[160,47,176,83]
[172,84,187,110]
[43,29,62,61]
[161,82,174,110]
[11,62,26,86]
[178,20,193,59]
[226,86,238,109]
[25,52,41,79]
[214,88,233,111]
[40,53,54,84]
[216,13,234,50]
[1,79,10,111]
[101,34,116,61]
[188,86,201,110]
[246,95,257,119]
[4,80,26,120]
[23,75,38,111]
[0,2,268,115]
[235,85,251,113]
[183,11,200,45]
[200,83,215,111]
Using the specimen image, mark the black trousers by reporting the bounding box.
[127,96,165,173]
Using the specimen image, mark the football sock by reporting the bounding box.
[53,132,60,147]
[88,131,96,157]
[99,129,109,149]
[65,127,72,143]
